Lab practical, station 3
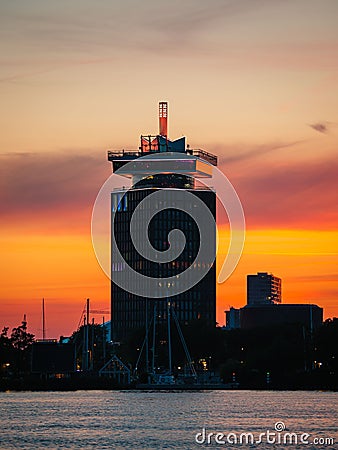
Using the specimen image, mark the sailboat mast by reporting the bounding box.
[42,298,46,340]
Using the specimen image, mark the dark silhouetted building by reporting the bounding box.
[240,304,323,330]
[225,307,241,329]
[108,103,217,340]
[247,272,281,305]
[224,272,323,330]
[31,340,75,377]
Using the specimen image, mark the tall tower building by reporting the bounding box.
[107,103,217,340]
[247,272,282,306]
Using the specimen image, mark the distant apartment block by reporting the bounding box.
[224,272,323,330]
[247,272,281,305]
[225,307,241,330]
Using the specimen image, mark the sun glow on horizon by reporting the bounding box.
[1,224,337,337]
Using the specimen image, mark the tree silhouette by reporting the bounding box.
[11,320,35,351]
[10,319,35,375]
[0,327,14,373]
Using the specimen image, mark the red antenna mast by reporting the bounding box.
[159,102,168,137]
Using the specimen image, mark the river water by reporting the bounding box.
[0,390,336,449]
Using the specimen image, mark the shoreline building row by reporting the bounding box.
[225,272,323,330]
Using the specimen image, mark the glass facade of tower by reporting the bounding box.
[111,186,216,340]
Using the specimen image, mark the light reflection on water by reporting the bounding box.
[0,390,337,449]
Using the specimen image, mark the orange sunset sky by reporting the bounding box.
[1,0,337,338]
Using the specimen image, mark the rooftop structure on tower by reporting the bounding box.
[108,101,217,183]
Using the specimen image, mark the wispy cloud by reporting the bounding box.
[217,140,306,164]
[289,274,338,282]
[1,146,337,232]
[144,0,271,45]
[0,0,308,82]
[309,121,338,134]
[309,123,328,133]
[0,151,110,229]
[219,154,338,229]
